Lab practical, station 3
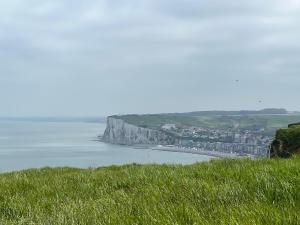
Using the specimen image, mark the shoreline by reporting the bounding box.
[99,140,248,159]
[150,146,246,159]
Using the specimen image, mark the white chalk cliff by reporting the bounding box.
[102,117,177,145]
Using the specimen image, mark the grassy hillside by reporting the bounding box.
[0,159,299,225]
[112,113,300,130]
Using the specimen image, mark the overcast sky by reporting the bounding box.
[0,0,299,116]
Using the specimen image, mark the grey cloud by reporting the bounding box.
[0,0,299,116]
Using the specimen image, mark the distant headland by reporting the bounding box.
[101,109,300,158]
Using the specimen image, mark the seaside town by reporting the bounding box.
[160,124,273,157]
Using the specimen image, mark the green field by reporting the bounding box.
[0,158,299,225]
[112,114,300,130]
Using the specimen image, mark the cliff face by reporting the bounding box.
[102,117,178,145]
[270,124,300,158]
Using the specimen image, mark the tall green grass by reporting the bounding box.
[0,158,299,225]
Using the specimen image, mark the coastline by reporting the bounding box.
[99,139,248,159]
[150,146,246,159]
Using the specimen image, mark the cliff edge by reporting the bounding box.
[270,123,300,158]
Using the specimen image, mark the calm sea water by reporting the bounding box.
[0,121,213,172]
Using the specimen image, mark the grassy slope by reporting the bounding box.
[0,159,299,225]
[112,114,300,130]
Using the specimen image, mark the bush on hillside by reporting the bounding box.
[270,124,300,158]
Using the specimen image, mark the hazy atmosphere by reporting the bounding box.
[0,2,299,223]
[1,0,300,116]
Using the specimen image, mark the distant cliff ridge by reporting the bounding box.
[102,109,298,147]
[102,117,178,145]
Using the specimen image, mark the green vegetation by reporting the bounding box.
[112,113,300,130]
[0,158,299,225]
[265,116,300,128]
[271,124,300,157]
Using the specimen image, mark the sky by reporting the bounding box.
[0,0,300,117]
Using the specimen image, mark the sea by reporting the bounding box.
[0,120,214,172]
